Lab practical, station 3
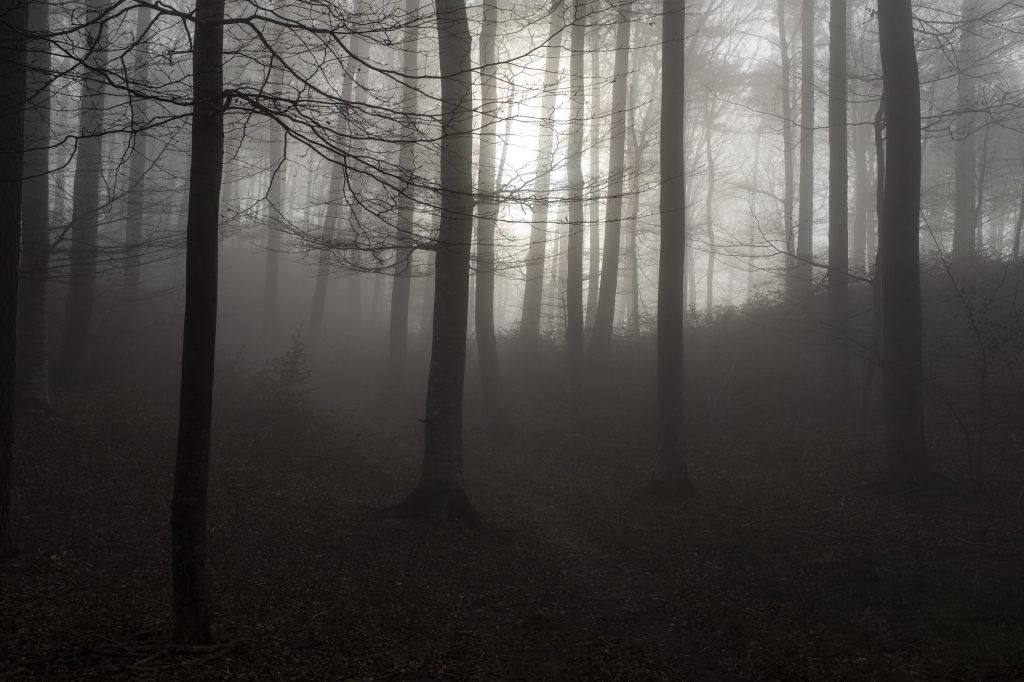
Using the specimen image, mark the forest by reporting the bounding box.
[2,0,1024,679]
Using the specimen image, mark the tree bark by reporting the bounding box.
[794,0,815,298]
[171,0,225,643]
[952,0,979,267]
[0,0,27,558]
[57,0,107,383]
[878,0,930,486]
[589,0,632,360]
[17,0,51,410]
[826,0,849,403]
[124,5,151,305]
[703,98,716,314]
[651,0,691,495]
[585,12,601,332]
[775,0,797,297]
[520,0,564,349]
[399,0,479,523]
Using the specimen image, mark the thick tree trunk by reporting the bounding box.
[585,14,601,332]
[124,5,151,305]
[794,0,815,297]
[57,0,107,383]
[390,0,419,381]
[475,0,513,438]
[878,0,929,486]
[171,0,225,644]
[826,0,849,403]
[651,0,691,495]
[520,0,564,349]
[565,0,586,397]
[0,0,27,558]
[952,0,979,267]
[589,0,632,360]
[399,0,479,523]
[17,0,51,410]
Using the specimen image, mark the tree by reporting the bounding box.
[565,0,587,397]
[589,0,633,359]
[775,0,797,296]
[584,11,602,332]
[1,0,28,558]
[17,0,51,409]
[475,0,514,439]
[263,17,288,342]
[877,0,930,486]
[171,0,226,643]
[794,0,815,297]
[397,0,479,523]
[124,4,152,305]
[57,0,108,383]
[826,0,849,402]
[952,0,980,267]
[650,0,691,495]
[520,0,564,349]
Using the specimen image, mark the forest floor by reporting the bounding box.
[3,351,1024,681]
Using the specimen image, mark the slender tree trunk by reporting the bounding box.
[17,0,51,410]
[1013,159,1024,259]
[263,34,287,344]
[795,0,815,297]
[826,0,849,403]
[171,0,224,643]
[952,0,979,267]
[625,97,640,337]
[398,0,479,523]
[851,106,869,273]
[878,0,929,486]
[650,0,691,495]
[565,0,586,397]
[585,13,601,332]
[475,0,514,438]
[704,99,716,314]
[520,0,565,349]
[589,0,632,360]
[0,0,27,558]
[57,0,107,383]
[308,73,353,348]
[124,5,151,305]
[390,0,419,381]
[776,0,797,295]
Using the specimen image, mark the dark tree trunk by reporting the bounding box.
[124,5,151,305]
[650,0,691,495]
[589,0,632,360]
[475,0,513,438]
[703,98,716,314]
[794,0,815,298]
[565,0,586,398]
[585,12,601,332]
[952,0,979,267]
[520,0,564,349]
[17,0,51,410]
[398,0,479,524]
[171,0,225,644]
[390,0,419,381]
[263,46,286,344]
[878,0,930,486]
[826,0,849,403]
[57,0,107,383]
[851,104,869,274]
[0,0,27,558]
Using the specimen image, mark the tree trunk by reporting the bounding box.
[878,0,930,486]
[704,98,716,314]
[794,0,815,298]
[263,32,287,344]
[625,96,641,337]
[475,0,514,438]
[826,0,849,404]
[851,105,869,274]
[585,13,601,332]
[171,0,225,644]
[390,0,419,381]
[124,5,151,305]
[57,0,107,383]
[952,0,979,267]
[520,0,564,349]
[0,0,27,558]
[398,0,479,524]
[650,0,691,495]
[17,0,51,410]
[589,0,632,360]
[565,0,586,398]
[774,0,797,296]
[1013,159,1024,259]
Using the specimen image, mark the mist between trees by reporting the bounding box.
[3,0,1024,673]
